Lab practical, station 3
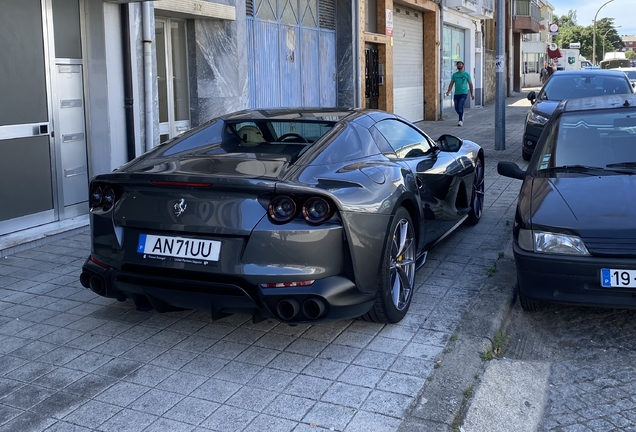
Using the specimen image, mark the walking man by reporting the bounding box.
[445,61,474,126]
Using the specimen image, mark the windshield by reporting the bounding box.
[540,74,632,101]
[534,108,636,174]
[624,70,636,81]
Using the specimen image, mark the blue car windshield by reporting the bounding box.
[541,74,632,101]
[535,108,636,171]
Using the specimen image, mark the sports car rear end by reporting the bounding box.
[81,113,379,323]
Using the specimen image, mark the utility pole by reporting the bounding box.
[495,0,505,150]
[592,0,615,65]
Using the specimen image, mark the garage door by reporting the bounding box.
[393,5,424,122]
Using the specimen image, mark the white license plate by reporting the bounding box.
[601,268,636,288]
[137,234,221,261]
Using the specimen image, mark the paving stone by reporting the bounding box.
[96,408,157,432]
[164,396,219,425]
[199,404,258,432]
[344,410,402,432]
[242,413,297,432]
[302,402,356,431]
[62,400,121,429]
[320,382,371,408]
[263,394,316,422]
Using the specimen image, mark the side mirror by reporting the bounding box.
[436,134,462,152]
[497,161,525,180]
[527,91,536,103]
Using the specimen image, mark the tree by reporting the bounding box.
[626,50,636,60]
[552,10,577,28]
[552,16,622,62]
[554,25,592,59]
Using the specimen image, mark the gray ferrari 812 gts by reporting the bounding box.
[80,108,484,324]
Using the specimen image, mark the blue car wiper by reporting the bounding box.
[537,165,635,175]
[538,165,603,174]
[606,161,636,168]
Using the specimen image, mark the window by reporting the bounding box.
[156,18,190,143]
[375,120,433,158]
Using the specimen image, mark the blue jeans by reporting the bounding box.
[453,93,468,121]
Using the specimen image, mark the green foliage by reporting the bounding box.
[626,50,636,60]
[551,14,624,63]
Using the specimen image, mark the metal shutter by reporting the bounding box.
[393,6,424,122]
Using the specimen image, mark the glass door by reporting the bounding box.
[0,0,56,235]
[156,18,190,143]
[442,26,466,110]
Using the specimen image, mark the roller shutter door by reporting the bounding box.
[393,6,424,122]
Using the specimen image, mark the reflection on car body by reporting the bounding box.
[81,108,485,324]
[522,69,635,161]
[499,93,636,311]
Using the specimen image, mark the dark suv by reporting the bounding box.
[522,69,634,161]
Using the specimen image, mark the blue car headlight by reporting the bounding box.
[518,229,590,255]
[528,111,550,125]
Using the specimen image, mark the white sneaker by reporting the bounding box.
[458,120,463,126]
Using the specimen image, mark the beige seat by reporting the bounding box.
[237,125,265,147]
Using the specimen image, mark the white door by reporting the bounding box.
[393,5,424,122]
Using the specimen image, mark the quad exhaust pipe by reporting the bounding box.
[276,299,300,320]
[276,297,327,321]
[80,271,105,295]
[302,298,326,320]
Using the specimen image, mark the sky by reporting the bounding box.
[548,0,636,37]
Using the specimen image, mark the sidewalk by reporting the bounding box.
[394,92,533,431]
[0,92,533,432]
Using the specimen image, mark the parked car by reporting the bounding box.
[80,108,484,324]
[499,93,636,311]
[619,67,636,85]
[522,69,634,161]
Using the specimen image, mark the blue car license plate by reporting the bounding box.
[601,268,636,288]
[137,234,221,261]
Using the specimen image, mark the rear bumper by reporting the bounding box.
[80,257,375,323]
[513,242,636,308]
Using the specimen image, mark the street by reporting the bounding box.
[463,299,636,432]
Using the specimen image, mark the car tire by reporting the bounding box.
[522,148,531,161]
[361,207,416,324]
[516,282,545,312]
[466,158,484,226]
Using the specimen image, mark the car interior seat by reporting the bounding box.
[237,125,266,147]
[602,78,621,94]
[561,126,614,167]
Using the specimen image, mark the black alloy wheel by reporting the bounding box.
[362,207,416,324]
[467,158,484,225]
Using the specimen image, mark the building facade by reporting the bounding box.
[1,0,493,249]
[521,0,552,88]
[0,0,350,244]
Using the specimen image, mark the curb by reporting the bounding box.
[398,257,517,431]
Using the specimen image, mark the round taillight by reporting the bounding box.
[102,186,116,211]
[302,197,331,224]
[90,184,103,208]
[268,196,297,223]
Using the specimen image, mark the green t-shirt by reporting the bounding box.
[451,71,471,95]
